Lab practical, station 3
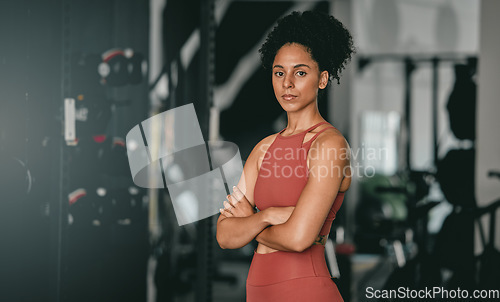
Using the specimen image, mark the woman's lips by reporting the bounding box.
[282,94,297,101]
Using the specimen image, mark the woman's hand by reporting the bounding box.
[264,206,295,225]
[220,186,255,218]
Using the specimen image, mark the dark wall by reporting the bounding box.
[0,1,150,301]
[0,1,62,301]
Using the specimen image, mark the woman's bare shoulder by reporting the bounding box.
[310,127,350,161]
[258,133,278,147]
[249,133,278,158]
[309,127,351,190]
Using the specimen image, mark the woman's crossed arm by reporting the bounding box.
[255,132,350,252]
[216,135,275,249]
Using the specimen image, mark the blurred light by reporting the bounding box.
[96,187,107,196]
[127,139,139,151]
[128,186,139,195]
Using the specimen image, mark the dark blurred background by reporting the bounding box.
[0,0,499,301]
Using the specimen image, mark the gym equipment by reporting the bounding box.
[0,155,33,203]
[355,174,408,254]
[355,54,479,298]
[446,62,477,141]
[436,149,476,208]
[475,172,500,290]
[99,48,147,87]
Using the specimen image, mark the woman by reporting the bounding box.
[216,11,354,301]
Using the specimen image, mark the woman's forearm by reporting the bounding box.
[216,210,270,249]
[255,223,311,252]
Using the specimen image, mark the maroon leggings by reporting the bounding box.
[246,245,343,302]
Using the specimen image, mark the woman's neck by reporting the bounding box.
[284,104,325,134]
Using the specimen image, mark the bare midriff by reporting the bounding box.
[255,234,328,254]
[256,243,279,254]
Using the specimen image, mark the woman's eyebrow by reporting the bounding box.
[272,64,311,69]
[294,64,311,69]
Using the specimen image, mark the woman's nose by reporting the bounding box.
[283,74,294,88]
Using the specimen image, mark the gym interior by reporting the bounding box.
[0,0,499,301]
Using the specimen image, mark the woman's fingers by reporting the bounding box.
[232,186,244,202]
[221,189,255,218]
[220,208,233,217]
[223,200,233,210]
[227,194,237,207]
[220,198,234,217]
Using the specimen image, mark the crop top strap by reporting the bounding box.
[303,124,336,146]
[305,121,330,133]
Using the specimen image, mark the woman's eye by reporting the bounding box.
[297,71,306,76]
[274,71,284,77]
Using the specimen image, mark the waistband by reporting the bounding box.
[247,245,331,286]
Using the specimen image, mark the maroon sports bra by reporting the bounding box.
[254,121,345,236]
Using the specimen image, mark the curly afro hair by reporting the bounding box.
[259,10,355,84]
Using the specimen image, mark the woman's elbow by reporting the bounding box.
[291,242,308,253]
[216,229,229,249]
[290,235,315,253]
[218,237,237,250]
[216,236,226,249]
[216,228,239,249]
[217,237,241,250]
[217,232,247,250]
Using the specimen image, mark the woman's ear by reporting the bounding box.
[319,71,329,89]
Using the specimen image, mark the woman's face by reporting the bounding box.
[272,43,328,113]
